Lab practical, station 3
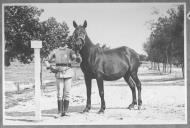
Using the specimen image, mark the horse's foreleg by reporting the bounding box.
[83,75,92,113]
[96,77,105,114]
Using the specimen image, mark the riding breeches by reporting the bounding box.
[56,78,72,101]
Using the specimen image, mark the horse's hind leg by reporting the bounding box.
[131,72,142,109]
[123,73,137,109]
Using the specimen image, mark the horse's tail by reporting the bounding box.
[136,53,142,67]
[123,46,141,68]
[139,61,142,66]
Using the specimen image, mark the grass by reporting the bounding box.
[5,61,84,83]
[4,61,184,109]
[4,61,183,86]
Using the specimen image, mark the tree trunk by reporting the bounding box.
[182,63,184,78]
[169,63,172,74]
[163,63,166,73]
[154,62,156,70]
[151,61,153,69]
[40,58,43,89]
[157,62,160,71]
[166,51,169,73]
[164,63,167,73]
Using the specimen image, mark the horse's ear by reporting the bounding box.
[73,21,78,28]
[83,20,87,28]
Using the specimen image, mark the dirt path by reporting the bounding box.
[4,67,186,125]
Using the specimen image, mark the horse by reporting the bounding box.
[72,20,142,113]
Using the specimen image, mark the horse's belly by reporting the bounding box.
[103,60,128,75]
[102,67,127,81]
[103,73,124,81]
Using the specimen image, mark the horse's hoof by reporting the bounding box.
[82,110,89,113]
[82,108,90,113]
[138,106,141,110]
[54,113,62,118]
[97,109,104,114]
[61,112,70,117]
[127,104,135,110]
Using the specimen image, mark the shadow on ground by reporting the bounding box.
[141,77,184,83]
[5,104,132,119]
[104,77,184,86]
[138,72,165,76]
[5,105,85,117]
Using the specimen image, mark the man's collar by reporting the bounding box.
[59,45,68,50]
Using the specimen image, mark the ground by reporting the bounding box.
[3,62,186,125]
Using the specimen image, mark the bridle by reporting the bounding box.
[72,20,88,54]
[73,32,86,54]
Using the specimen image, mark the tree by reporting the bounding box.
[4,6,71,87]
[139,54,148,61]
[143,5,184,76]
[4,6,70,67]
[4,6,44,65]
[39,17,69,59]
[169,5,184,77]
[37,17,69,86]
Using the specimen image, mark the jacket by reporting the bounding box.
[46,46,76,78]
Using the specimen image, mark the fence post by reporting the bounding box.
[31,40,42,121]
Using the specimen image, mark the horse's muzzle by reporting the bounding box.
[75,38,85,50]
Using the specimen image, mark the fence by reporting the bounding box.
[5,62,84,93]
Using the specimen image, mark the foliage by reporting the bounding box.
[39,17,69,59]
[4,6,70,65]
[143,5,184,76]
[65,35,75,50]
[139,54,148,61]
[5,6,44,64]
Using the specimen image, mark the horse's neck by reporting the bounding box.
[80,35,95,59]
[84,35,94,49]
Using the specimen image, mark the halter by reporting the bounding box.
[78,36,85,45]
[73,33,86,53]
[72,21,87,53]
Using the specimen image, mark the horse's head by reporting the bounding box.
[72,20,87,54]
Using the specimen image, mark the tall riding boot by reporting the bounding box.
[55,100,63,118]
[61,100,69,116]
[58,100,63,113]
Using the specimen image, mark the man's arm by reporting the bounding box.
[70,50,82,63]
[45,50,56,69]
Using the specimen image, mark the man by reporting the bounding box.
[45,43,81,117]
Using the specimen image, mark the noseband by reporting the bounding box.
[78,36,85,45]
[74,35,86,51]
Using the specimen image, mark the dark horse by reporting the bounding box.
[72,20,142,113]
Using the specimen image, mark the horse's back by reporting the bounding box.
[93,46,139,78]
[81,45,140,79]
[102,46,141,72]
[103,46,140,62]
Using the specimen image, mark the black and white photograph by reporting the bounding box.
[2,1,189,126]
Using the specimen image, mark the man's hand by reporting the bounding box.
[47,66,51,70]
[76,54,82,63]
[49,66,59,73]
[46,65,58,73]
[45,61,51,68]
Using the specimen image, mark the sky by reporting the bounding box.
[34,3,180,54]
